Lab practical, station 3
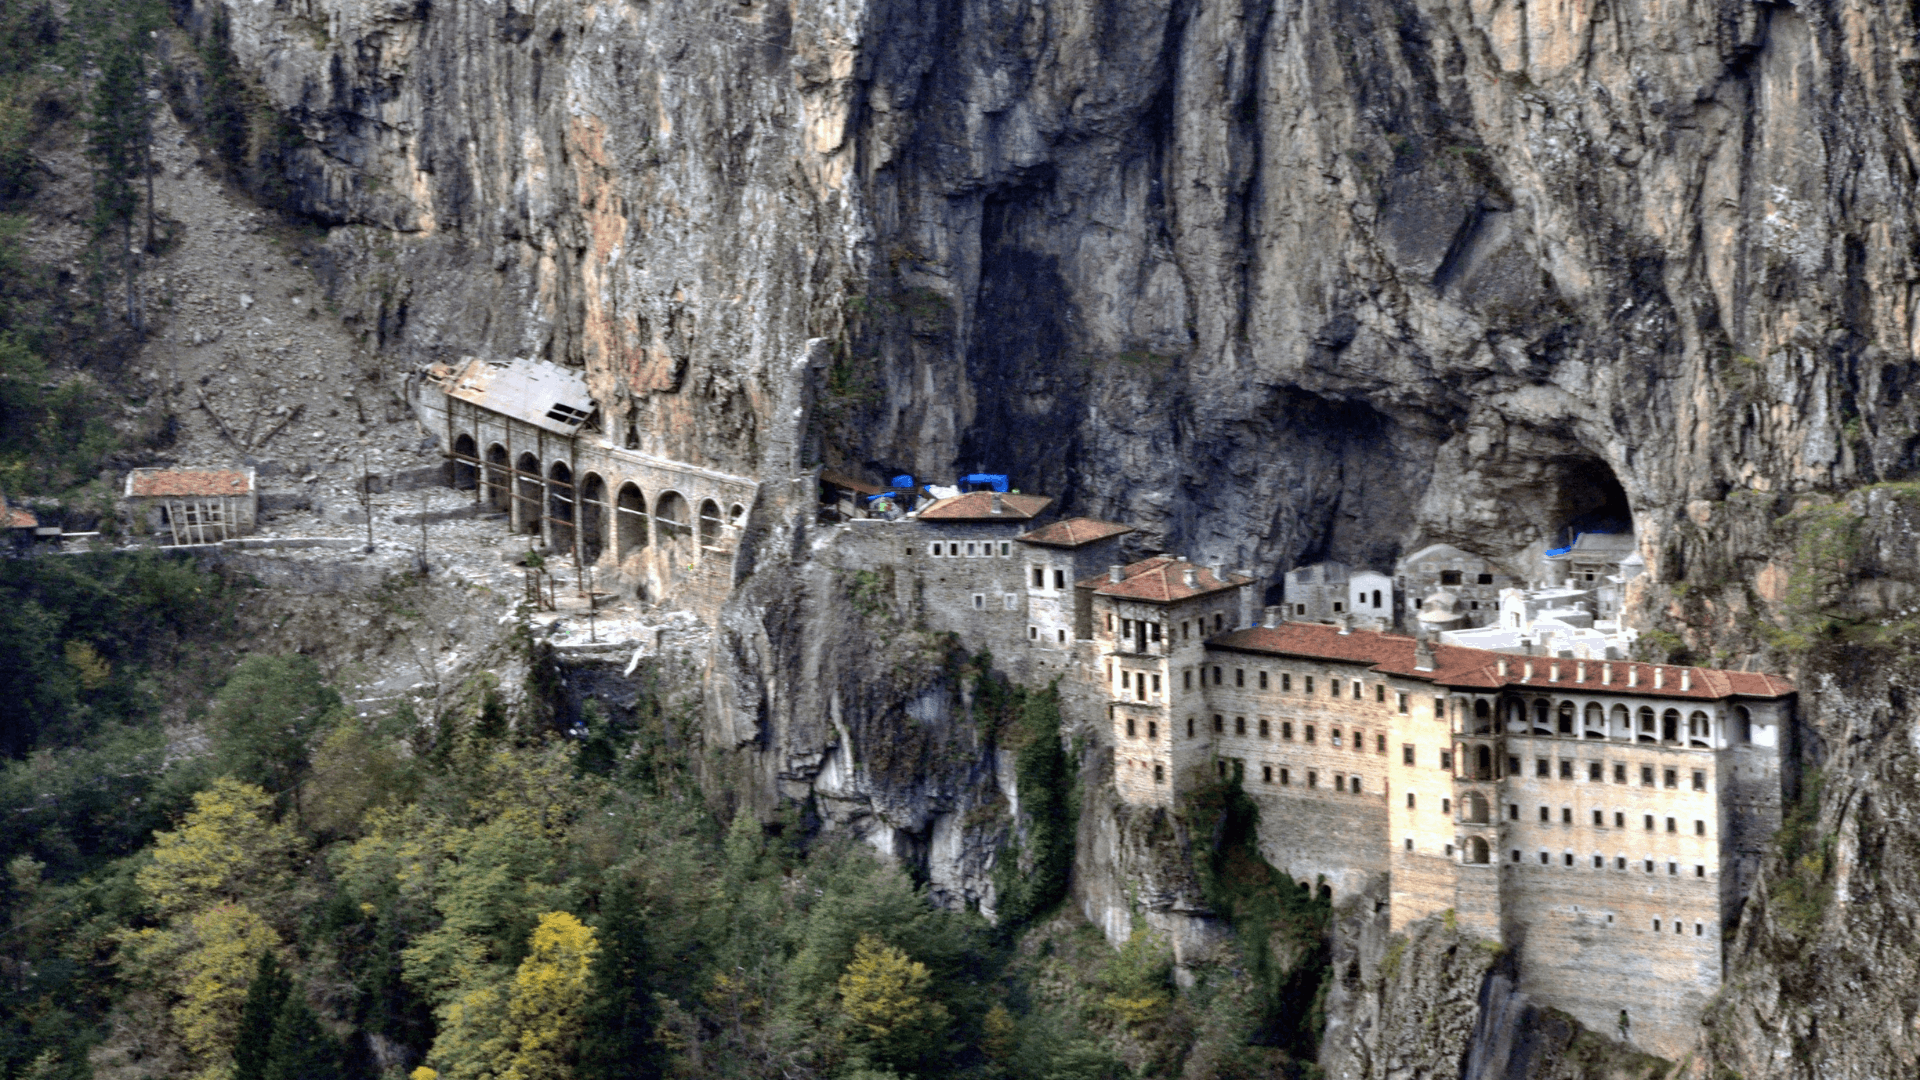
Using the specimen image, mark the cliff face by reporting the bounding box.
[190,0,1920,1073]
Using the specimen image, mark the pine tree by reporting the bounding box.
[85,40,147,330]
[234,953,291,1080]
[576,886,661,1080]
[264,990,345,1080]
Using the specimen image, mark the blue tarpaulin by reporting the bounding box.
[962,473,1009,492]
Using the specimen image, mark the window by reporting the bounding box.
[1305,725,1316,743]
[1653,918,1661,931]
[1000,542,1011,556]
[1645,859,1654,873]
[1280,768,1290,785]
[1409,838,1416,851]
[1148,721,1158,739]
[1593,854,1604,868]
[1308,770,1318,788]
[1236,668,1245,687]
[1477,573,1494,584]
[1121,672,1131,692]
[1295,604,1306,615]
[1032,567,1045,587]
[1373,589,1383,608]
[1213,715,1224,733]
[1213,666,1223,685]
[1668,862,1678,876]
[1336,775,1346,792]
[1214,614,1224,632]
[1187,717,1195,737]
[1182,621,1190,640]
[1259,718,1270,738]
[1054,569,1065,589]
[965,542,976,556]
[1442,798,1452,814]
[1509,756,1521,774]
[1509,804,1520,820]
[1398,692,1409,714]
[1540,851,1550,865]
[1283,722,1294,740]
[1439,750,1453,770]
[1644,815,1654,831]
[1666,817,1676,833]
[1540,806,1550,822]
[1154,764,1164,783]
[1562,807,1573,824]
[973,594,985,609]
[1352,682,1362,700]
[1641,765,1655,786]
[1151,674,1161,693]
[1106,614,1113,631]
[1593,810,1604,826]
[1332,680,1343,698]
[1377,734,1387,753]
[1332,728,1343,747]
[1259,671,1269,690]
[1004,593,1019,610]
[1283,673,1293,691]
[1695,820,1705,836]
[1559,760,1573,780]
[1262,765,1272,783]
[1435,698,1446,719]
[1029,626,1038,640]
[1332,601,1344,613]
[1446,843,1454,856]
[1614,763,1627,784]
[1235,717,1246,735]
[1696,922,1704,935]
[1696,865,1706,878]
[1616,856,1626,869]
[1664,768,1678,789]
[1184,670,1192,690]
[1615,812,1625,827]
[931,543,944,557]
[1376,684,1385,703]
[1126,717,1136,738]
[1306,676,1315,694]
[1693,770,1707,792]
[1564,852,1574,867]
[1536,758,1550,778]
[1588,762,1602,781]
[1440,570,1463,585]
[1512,849,1522,862]
[1407,793,1416,809]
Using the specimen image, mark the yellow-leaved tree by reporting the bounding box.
[424,912,599,1080]
[118,779,304,1080]
[837,934,948,1064]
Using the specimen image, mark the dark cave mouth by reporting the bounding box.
[1542,454,1634,548]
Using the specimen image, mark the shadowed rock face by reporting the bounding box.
[192,0,1920,1072]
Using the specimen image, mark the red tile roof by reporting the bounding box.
[3,505,35,529]
[126,468,253,497]
[820,470,884,496]
[1209,622,1794,700]
[1082,555,1251,602]
[917,491,1052,521]
[1018,517,1134,548]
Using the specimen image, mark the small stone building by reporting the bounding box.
[123,468,258,544]
[1016,517,1133,658]
[1283,561,1349,620]
[1395,543,1523,628]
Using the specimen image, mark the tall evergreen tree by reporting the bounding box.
[85,40,146,331]
[576,885,661,1080]
[263,991,345,1080]
[234,953,291,1080]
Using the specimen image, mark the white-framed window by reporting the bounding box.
[1028,626,1038,640]
[1003,593,1019,610]
[1000,542,1011,556]
[930,542,943,557]
[965,542,977,556]
[972,594,985,609]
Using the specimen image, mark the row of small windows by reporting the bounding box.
[1512,849,1710,878]
[1028,626,1069,643]
[1501,699,1733,746]
[1517,757,1708,791]
[930,541,1012,557]
[972,593,1020,610]
[1030,567,1069,589]
[1226,760,1369,794]
[1104,615,1228,639]
[1203,714,1390,754]
[1188,667,1407,710]
[1516,804,1710,835]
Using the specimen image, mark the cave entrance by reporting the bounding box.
[1538,454,1635,594]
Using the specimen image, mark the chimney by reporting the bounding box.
[1576,662,1586,684]
[1337,612,1352,635]
[1183,566,1198,589]
[1654,667,1664,689]
[1549,662,1560,682]
[990,492,1004,514]
[1263,605,1281,628]
[1497,659,1509,677]
[1680,669,1691,692]
[1602,663,1613,685]
[1415,636,1435,671]
[1523,660,1534,681]
[1628,666,1639,687]
[1109,564,1124,584]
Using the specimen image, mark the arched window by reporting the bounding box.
[1467,836,1490,864]
[1637,706,1656,743]
[451,433,479,490]
[699,499,724,549]
[1662,709,1680,742]
[1688,711,1710,747]
[1735,705,1753,743]
[1465,791,1489,823]
[616,483,648,558]
[1473,699,1491,733]
[547,461,575,553]
[1610,704,1630,740]
[485,444,510,510]
[1508,699,1526,728]
[1475,744,1492,780]
[729,503,747,528]
[1533,699,1552,733]
[515,453,543,535]
[1557,701,1576,735]
[1584,702,1605,739]
[577,473,607,563]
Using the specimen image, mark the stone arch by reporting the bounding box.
[729,502,746,526]
[578,473,607,563]
[1532,699,1552,733]
[1611,703,1630,739]
[1465,791,1490,823]
[1662,708,1680,742]
[451,433,478,490]
[1584,702,1606,739]
[548,461,575,554]
[1467,836,1490,864]
[1637,706,1656,743]
[699,498,724,549]
[654,490,694,566]
[1473,698,1492,733]
[616,482,648,559]
[485,444,510,511]
[515,452,542,535]
[1473,744,1493,780]
[1734,705,1753,743]
[1557,700,1576,735]
[1688,710,1710,747]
